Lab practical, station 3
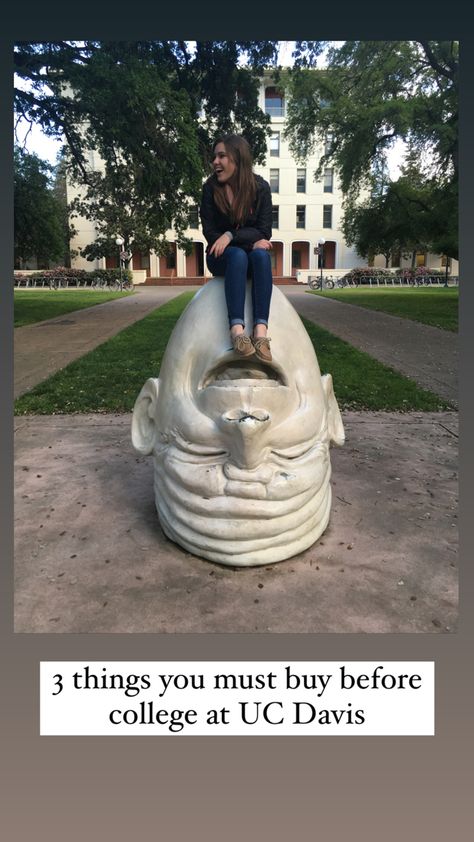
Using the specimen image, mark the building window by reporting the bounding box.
[324,133,334,156]
[166,250,176,270]
[323,205,333,228]
[265,86,285,117]
[323,168,334,193]
[269,169,279,193]
[140,252,150,270]
[272,205,279,229]
[296,168,306,193]
[415,251,426,267]
[296,206,306,229]
[292,249,301,269]
[188,205,199,229]
[270,132,280,157]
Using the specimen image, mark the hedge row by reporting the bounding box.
[14,267,133,285]
[342,266,447,282]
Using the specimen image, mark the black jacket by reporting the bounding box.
[199,174,272,253]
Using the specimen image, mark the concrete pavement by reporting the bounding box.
[14,411,458,633]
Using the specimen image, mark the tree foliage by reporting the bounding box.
[14,146,70,268]
[343,142,458,263]
[342,182,436,267]
[285,40,458,258]
[14,41,280,260]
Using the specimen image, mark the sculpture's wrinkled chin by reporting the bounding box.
[131,278,345,567]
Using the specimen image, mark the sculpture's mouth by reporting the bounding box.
[200,358,288,389]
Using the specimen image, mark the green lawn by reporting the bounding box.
[14,290,134,328]
[311,286,458,332]
[14,291,451,415]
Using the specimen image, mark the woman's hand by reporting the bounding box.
[253,239,273,250]
[209,233,232,258]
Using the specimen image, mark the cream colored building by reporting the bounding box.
[68,79,458,281]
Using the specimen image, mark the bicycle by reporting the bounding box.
[307,275,335,290]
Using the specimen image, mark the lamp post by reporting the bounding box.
[115,236,124,288]
[444,256,450,288]
[318,237,326,285]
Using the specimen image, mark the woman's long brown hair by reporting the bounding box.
[212,134,257,226]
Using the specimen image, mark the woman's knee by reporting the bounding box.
[249,248,272,268]
[226,246,249,268]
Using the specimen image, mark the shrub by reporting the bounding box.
[14,266,133,286]
[342,267,394,283]
[415,266,444,278]
[89,268,133,282]
[14,267,88,285]
[395,267,445,281]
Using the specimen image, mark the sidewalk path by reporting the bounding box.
[14,286,197,398]
[284,288,458,406]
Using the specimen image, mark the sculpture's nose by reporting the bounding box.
[219,409,271,470]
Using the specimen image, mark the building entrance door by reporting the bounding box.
[322,241,336,270]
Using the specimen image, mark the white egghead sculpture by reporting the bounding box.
[132,278,344,567]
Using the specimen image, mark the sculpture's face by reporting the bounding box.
[132,280,344,566]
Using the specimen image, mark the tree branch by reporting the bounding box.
[418,41,457,83]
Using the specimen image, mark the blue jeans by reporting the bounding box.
[206,246,273,328]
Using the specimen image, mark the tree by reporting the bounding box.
[14,146,69,268]
[343,133,458,266]
[51,152,78,267]
[342,185,433,268]
[396,146,458,261]
[284,40,458,258]
[343,149,429,266]
[342,198,400,267]
[14,41,280,261]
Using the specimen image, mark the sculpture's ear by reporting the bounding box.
[131,378,160,455]
[321,373,345,446]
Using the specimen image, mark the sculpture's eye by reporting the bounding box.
[271,438,321,461]
[174,433,228,459]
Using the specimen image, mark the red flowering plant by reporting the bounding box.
[395,267,444,282]
[13,267,88,285]
[342,267,394,283]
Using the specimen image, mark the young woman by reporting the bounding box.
[199,134,274,361]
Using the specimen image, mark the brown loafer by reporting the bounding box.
[232,333,255,357]
[252,336,272,362]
